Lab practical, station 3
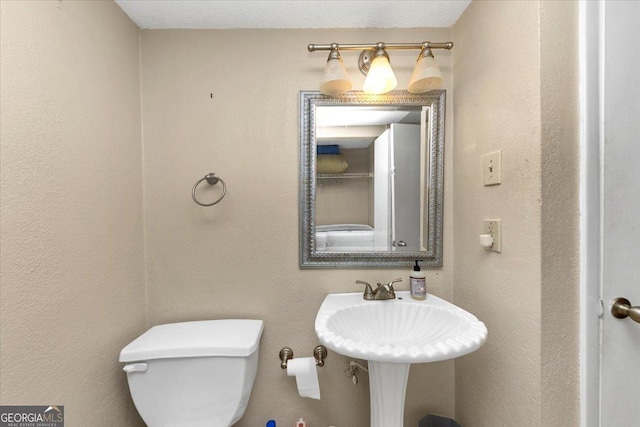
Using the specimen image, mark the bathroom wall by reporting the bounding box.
[140,28,455,426]
[452,1,579,426]
[452,2,543,422]
[0,1,146,425]
[539,2,580,424]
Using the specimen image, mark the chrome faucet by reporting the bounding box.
[356,278,402,300]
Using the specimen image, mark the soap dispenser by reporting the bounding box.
[410,260,426,300]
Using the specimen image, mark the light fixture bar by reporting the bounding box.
[309,40,453,95]
[308,41,454,52]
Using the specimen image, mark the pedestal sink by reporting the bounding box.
[315,291,487,427]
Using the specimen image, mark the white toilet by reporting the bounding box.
[120,319,264,427]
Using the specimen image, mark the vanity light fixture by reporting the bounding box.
[408,47,443,93]
[320,44,352,96]
[361,43,397,94]
[308,41,453,95]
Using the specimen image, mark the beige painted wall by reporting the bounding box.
[452,1,579,426]
[0,1,146,425]
[453,2,543,424]
[539,1,580,424]
[140,28,454,427]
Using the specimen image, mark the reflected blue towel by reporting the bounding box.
[317,145,340,155]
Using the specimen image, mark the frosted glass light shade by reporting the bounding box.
[320,57,352,95]
[363,56,397,94]
[407,55,443,93]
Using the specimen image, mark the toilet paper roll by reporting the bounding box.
[287,357,320,400]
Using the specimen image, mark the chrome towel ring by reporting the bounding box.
[192,173,227,206]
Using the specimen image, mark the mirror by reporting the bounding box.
[299,90,445,268]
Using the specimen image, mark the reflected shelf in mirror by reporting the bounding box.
[316,173,373,179]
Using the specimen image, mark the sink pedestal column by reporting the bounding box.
[368,361,411,427]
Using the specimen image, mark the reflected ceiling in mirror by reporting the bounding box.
[299,91,445,268]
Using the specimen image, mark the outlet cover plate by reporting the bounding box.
[483,150,502,186]
[483,219,502,253]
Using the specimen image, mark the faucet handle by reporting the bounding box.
[387,278,403,290]
[356,280,375,300]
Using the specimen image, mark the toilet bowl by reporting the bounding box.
[120,319,263,427]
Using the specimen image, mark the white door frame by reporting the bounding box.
[579,1,603,426]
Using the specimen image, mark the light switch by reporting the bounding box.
[483,150,502,186]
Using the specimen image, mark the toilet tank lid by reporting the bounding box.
[119,319,264,362]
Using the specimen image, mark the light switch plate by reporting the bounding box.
[483,219,502,253]
[483,150,502,186]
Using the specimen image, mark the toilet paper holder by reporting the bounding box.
[279,345,328,369]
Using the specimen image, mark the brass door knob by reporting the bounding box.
[611,297,640,323]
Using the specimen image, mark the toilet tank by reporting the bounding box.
[120,319,264,427]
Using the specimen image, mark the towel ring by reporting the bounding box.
[192,173,227,206]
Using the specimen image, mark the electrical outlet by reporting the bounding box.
[483,219,502,253]
[483,150,502,186]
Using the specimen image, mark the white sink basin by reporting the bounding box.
[315,291,487,363]
[315,291,487,427]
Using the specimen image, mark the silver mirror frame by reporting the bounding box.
[299,90,445,268]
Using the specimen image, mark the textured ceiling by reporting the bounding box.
[114,0,472,29]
